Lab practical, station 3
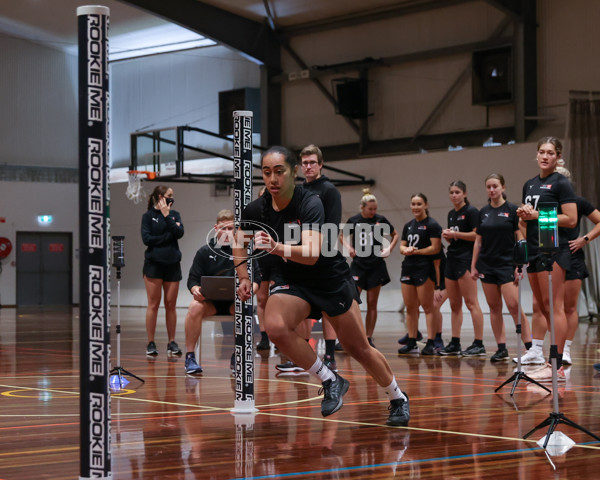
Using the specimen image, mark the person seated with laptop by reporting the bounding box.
[184,209,259,375]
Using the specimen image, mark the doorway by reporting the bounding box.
[16,232,72,306]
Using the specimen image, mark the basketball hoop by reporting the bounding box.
[126,170,155,204]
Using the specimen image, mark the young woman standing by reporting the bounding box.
[520,164,600,366]
[516,137,577,381]
[342,189,399,348]
[397,193,442,355]
[141,185,184,357]
[438,181,486,357]
[470,174,532,362]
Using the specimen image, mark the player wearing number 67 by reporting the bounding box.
[515,137,577,376]
[397,193,442,355]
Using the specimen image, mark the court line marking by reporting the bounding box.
[2,379,598,448]
[226,443,600,480]
[256,411,600,450]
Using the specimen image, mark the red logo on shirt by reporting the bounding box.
[541,184,553,190]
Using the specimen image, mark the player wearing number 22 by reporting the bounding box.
[398,193,442,355]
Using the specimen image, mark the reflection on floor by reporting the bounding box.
[0,306,599,479]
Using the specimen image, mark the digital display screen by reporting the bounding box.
[538,203,558,252]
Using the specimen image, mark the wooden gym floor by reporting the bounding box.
[1,306,599,479]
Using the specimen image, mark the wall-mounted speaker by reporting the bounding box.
[332,78,369,119]
[472,45,513,105]
[218,88,260,136]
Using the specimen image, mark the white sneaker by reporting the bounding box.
[562,350,572,365]
[512,348,545,365]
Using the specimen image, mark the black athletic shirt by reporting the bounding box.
[302,175,342,255]
[446,204,479,261]
[187,239,261,292]
[521,171,576,255]
[401,216,442,270]
[566,196,596,261]
[345,213,395,269]
[476,201,519,267]
[141,208,184,265]
[241,185,349,289]
[301,175,342,225]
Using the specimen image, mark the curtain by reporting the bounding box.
[566,91,600,319]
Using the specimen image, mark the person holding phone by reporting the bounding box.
[141,185,184,357]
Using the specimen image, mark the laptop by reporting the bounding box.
[200,276,235,301]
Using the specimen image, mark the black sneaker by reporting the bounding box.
[387,394,410,426]
[146,341,158,357]
[276,360,305,373]
[167,340,182,356]
[421,342,436,356]
[185,353,203,375]
[439,342,462,356]
[319,373,350,417]
[490,348,509,363]
[256,337,270,350]
[398,331,423,344]
[323,355,337,372]
[368,337,376,348]
[398,342,419,355]
[334,342,344,352]
[433,336,444,352]
[462,343,486,357]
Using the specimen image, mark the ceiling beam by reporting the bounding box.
[272,37,512,83]
[318,127,516,161]
[483,0,522,19]
[280,0,476,38]
[118,0,281,69]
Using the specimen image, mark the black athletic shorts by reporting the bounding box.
[566,255,589,281]
[350,260,391,290]
[269,275,361,318]
[400,263,435,287]
[212,300,234,316]
[444,255,471,281]
[143,260,182,282]
[477,264,514,285]
[527,247,571,274]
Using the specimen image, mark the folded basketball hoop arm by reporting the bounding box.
[128,125,375,188]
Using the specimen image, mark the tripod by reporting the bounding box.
[495,263,550,396]
[110,267,144,386]
[523,254,599,448]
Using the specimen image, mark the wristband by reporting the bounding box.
[584,235,590,242]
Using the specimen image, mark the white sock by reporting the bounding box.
[531,338,544,351]
[385,377,407,401]
[564,340,572,353]
[308,357,335,383]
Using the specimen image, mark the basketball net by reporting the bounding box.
[125,171,155,204]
